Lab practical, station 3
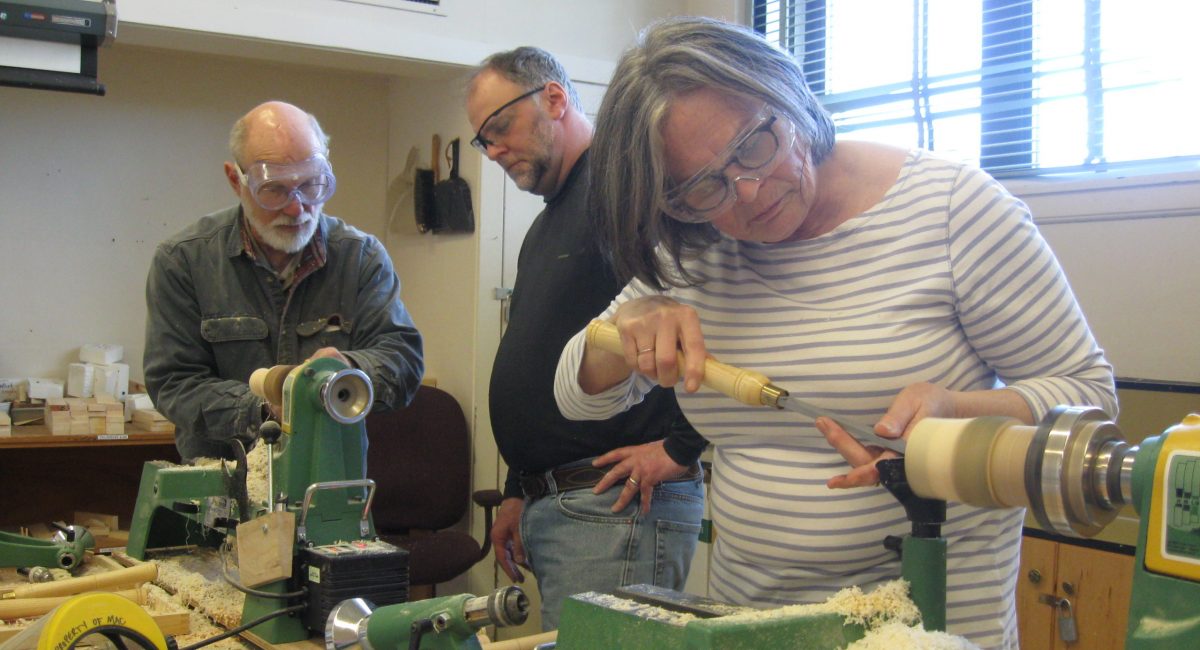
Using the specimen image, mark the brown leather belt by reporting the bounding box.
[519,461,702,500]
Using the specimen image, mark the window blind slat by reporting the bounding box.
[753,0,1200,175]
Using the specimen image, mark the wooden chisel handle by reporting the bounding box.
[5,563,157,600]
[585,320,774,407]
[0,588,145,620]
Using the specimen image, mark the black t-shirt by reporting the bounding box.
[488,149,706,498]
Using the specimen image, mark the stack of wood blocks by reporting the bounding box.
[131,408,175,433]
[44,396,125,435]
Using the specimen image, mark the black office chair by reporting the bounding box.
[365,385,502,598]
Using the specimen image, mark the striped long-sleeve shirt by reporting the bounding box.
[555,150,1116,649]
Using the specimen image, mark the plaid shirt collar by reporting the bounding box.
[238,209,328,286]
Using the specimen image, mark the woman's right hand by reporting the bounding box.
[610,296,709,393]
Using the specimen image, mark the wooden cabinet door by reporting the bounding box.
[1019,536,1059,650]
[1053,544,1133,650]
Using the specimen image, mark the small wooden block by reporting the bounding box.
[131,409,164,424]
[236,511,296,588]
[131,409,175,433]
[75,511,119,532]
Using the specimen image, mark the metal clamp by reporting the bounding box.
[1025,406,1127,537]
[297,479,376,543]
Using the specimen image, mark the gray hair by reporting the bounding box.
[228,105,330,166]
[591,16,836,289]
[469,46,583,113]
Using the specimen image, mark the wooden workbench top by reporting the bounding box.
[0,424,174,449]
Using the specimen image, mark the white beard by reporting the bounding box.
[250,213,318,254]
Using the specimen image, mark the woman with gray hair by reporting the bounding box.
[554,16,1114,650]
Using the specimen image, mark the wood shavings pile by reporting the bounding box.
[762,579,922,628]
[581,580,978,649]
[143,582,251,650]
[583,593,749,626]
[151,549,246,629]
[720,580,979,649]
[190,440,271,507]
[847,620,979,649]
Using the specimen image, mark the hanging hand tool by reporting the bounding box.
[585,320,897,451]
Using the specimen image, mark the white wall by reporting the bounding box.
[0,43,392,381]
[1004,171,1200,384]
[384,74,479,401]
[115,0,699,85]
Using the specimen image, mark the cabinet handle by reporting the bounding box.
[1038,593,1063,607]
[1027,569,1042,584]
[1061,581,1075,596]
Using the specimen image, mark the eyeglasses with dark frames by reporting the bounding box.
[469,85,548,154]
[661,104,795,223]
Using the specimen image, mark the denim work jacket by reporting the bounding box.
[144,205,425,461]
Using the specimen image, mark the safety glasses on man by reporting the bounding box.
[470,85,547,154]
[234,155,337,211]
[661,104,796,224]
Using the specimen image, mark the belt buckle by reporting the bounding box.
[519,474,548,499]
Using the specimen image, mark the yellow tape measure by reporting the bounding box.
[0,593,168,650]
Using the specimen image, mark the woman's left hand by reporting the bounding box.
[819,382,958,488]
[817,416,899,488]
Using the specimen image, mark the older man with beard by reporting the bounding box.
[144,100,424,462]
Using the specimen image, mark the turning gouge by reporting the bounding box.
[585,320,902,452]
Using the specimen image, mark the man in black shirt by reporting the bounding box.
[465,47,706,629]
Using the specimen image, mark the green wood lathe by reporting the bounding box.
[534,409,1200,649]
[125,358,408,644]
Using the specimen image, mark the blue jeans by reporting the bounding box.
[519,458,705,630]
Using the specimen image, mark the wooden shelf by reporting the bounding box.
[0,424,180,527]
[0,424,174,449]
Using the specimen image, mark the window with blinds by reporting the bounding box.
[753,0,1199,176]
